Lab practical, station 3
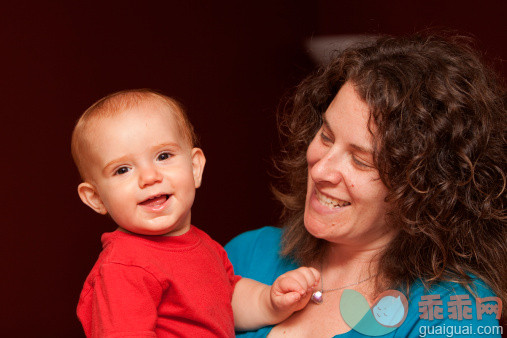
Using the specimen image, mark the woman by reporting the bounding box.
[226,33,506,337]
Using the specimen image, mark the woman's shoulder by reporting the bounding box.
[396,277,501,337]
[225,226,297,285]
[409,276,498,299]
[225,226,282,252]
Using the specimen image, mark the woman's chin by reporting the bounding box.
[304,214,340,240]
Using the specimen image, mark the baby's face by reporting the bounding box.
[79,102,205,236]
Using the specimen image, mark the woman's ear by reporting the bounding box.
[77,182,107,215]
[191,148,206,188]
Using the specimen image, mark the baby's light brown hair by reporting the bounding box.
[71,89,198,180]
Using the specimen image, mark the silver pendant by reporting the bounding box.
[311,290,323,304]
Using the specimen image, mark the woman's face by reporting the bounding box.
[304,82,395,250]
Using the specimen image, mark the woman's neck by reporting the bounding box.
[319,241,386,287]
[322,226,397,274]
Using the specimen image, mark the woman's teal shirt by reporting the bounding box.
[225,226,501,338]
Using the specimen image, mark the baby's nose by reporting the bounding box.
[138,166,163,188]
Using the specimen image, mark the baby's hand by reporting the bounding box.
[270,267,320,313]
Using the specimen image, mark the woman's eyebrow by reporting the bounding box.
[321,116,335,135]
[322,116,331,130]
[350,143,373,155]
[322,115,373,154]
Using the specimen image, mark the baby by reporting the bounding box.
[72,89,319,337]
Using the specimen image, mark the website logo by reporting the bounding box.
[340,289,408,336]
[339,290,502,336]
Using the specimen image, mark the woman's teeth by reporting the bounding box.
[316,190,351,208]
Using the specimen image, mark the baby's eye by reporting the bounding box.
[157,152,171,161]
[115,167,130,175]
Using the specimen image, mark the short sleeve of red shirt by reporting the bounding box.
[213,237,242,288]
[78,262,162,337]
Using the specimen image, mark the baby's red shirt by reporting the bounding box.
[77,226,241,337]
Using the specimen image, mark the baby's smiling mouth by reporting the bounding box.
[139,194,170,208]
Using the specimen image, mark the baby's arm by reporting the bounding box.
[231,267,320,330]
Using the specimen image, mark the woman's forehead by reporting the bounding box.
[324,83,374,146]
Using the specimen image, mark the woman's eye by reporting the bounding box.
[353,156,373,169]
[320,131,333,143]
[157,152,171,161]
[115,167,130,175]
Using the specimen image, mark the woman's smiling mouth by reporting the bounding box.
[315,189,351,208]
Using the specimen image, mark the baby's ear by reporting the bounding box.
[191,148,206,188]
[77,182,107,215]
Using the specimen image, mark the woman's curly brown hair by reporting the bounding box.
[273,32,506,311]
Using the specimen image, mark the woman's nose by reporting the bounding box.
[309,148,344,185]
[138,165,163,188]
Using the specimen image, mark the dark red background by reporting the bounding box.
[1,1,505,336]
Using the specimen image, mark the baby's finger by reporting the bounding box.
[294,267,321,290]
[307,267,321,287]
[274,291,304,309]
[276,274,307,296]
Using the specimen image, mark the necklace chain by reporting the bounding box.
[321,273,377,293]
[310,262,378,304]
